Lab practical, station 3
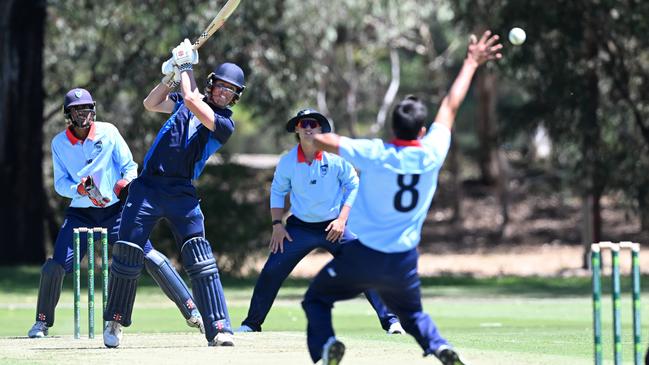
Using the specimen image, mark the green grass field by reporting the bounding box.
[0,266,647,364]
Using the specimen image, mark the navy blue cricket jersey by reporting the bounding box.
[142,93,234,180]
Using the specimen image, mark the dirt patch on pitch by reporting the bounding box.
[0,332,590,365]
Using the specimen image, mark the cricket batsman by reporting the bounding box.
[102,39,245,348]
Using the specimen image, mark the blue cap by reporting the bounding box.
[64,88,94,110]
[286,109,332,133]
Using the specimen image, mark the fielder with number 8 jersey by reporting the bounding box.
[303,30,503,365]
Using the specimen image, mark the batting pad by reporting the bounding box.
[36,259,65,327]
[145,249,196,320]
[181,237,231,340]
[103,241,144,326]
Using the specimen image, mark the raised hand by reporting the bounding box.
[172,39,199,72]
[467,30,503,66]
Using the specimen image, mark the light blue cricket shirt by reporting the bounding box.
[51,122,138,208]
[339,122,452,253]
[270,144,359,223]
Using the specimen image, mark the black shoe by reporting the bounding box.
[322,337,345,365]
[435,346,468,365]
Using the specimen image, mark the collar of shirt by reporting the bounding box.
[389,138,422,148]
[297,144,323,164]
[65,123,97,145]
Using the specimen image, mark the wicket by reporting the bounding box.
[73,227,109,339]
[591,241,642,365]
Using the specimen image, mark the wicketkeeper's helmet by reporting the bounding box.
[63,88,96,128]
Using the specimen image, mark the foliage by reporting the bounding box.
[450,0,649,226]
[40,1,478,269]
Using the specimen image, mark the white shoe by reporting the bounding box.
[186,310,205,334]
[322,336,345,365]
[28,321,48,338]
[387,322,405,335]
[208,332,234,346]
[103,321,123,348]
[235,324,254,333]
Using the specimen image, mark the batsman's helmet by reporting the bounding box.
[286,109,332,133]
[205,62,245,106]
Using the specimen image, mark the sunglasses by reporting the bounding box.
[213,83,238,95]
[298,119,320,129]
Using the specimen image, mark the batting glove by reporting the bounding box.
[161,68,180,89]
[172,39,199,72]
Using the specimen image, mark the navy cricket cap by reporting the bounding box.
[64,88,94,110]
[286,109,332,133]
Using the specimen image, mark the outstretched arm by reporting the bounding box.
[434,30,502,130]
[313,133,341,155]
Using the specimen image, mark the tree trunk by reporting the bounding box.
[638,186,649,232]
[0,0,47,264]
[448,140,463,223]
[475,71,499,186]
[580,23,602,269]
[372,48,400,137]
[475,70,509,233]
[581,191,603,269]
[344,43,359,138]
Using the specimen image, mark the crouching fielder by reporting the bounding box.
[102,39,245,348]
[303,31,502,365]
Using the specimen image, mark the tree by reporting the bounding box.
[0,0,47,264]
[452,0,649,264]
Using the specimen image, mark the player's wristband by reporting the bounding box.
[272,219,282,226]
[178,63,193,72]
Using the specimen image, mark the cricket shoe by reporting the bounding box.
[322,337,345,365]
[103,321,123,348]
[235,324,255,333]
[208,332,234,346]
[27,321,48,338]
[387,322,405,335]
[434,345,469,365]
[186,310,205,334]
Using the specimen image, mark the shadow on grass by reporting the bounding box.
[2,265,646,299]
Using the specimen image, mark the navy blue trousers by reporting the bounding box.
[53,203,154,273]
[302,239,449,363]
[117,175,230,341]
[242,216,398,331]
[118,176,205,245]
